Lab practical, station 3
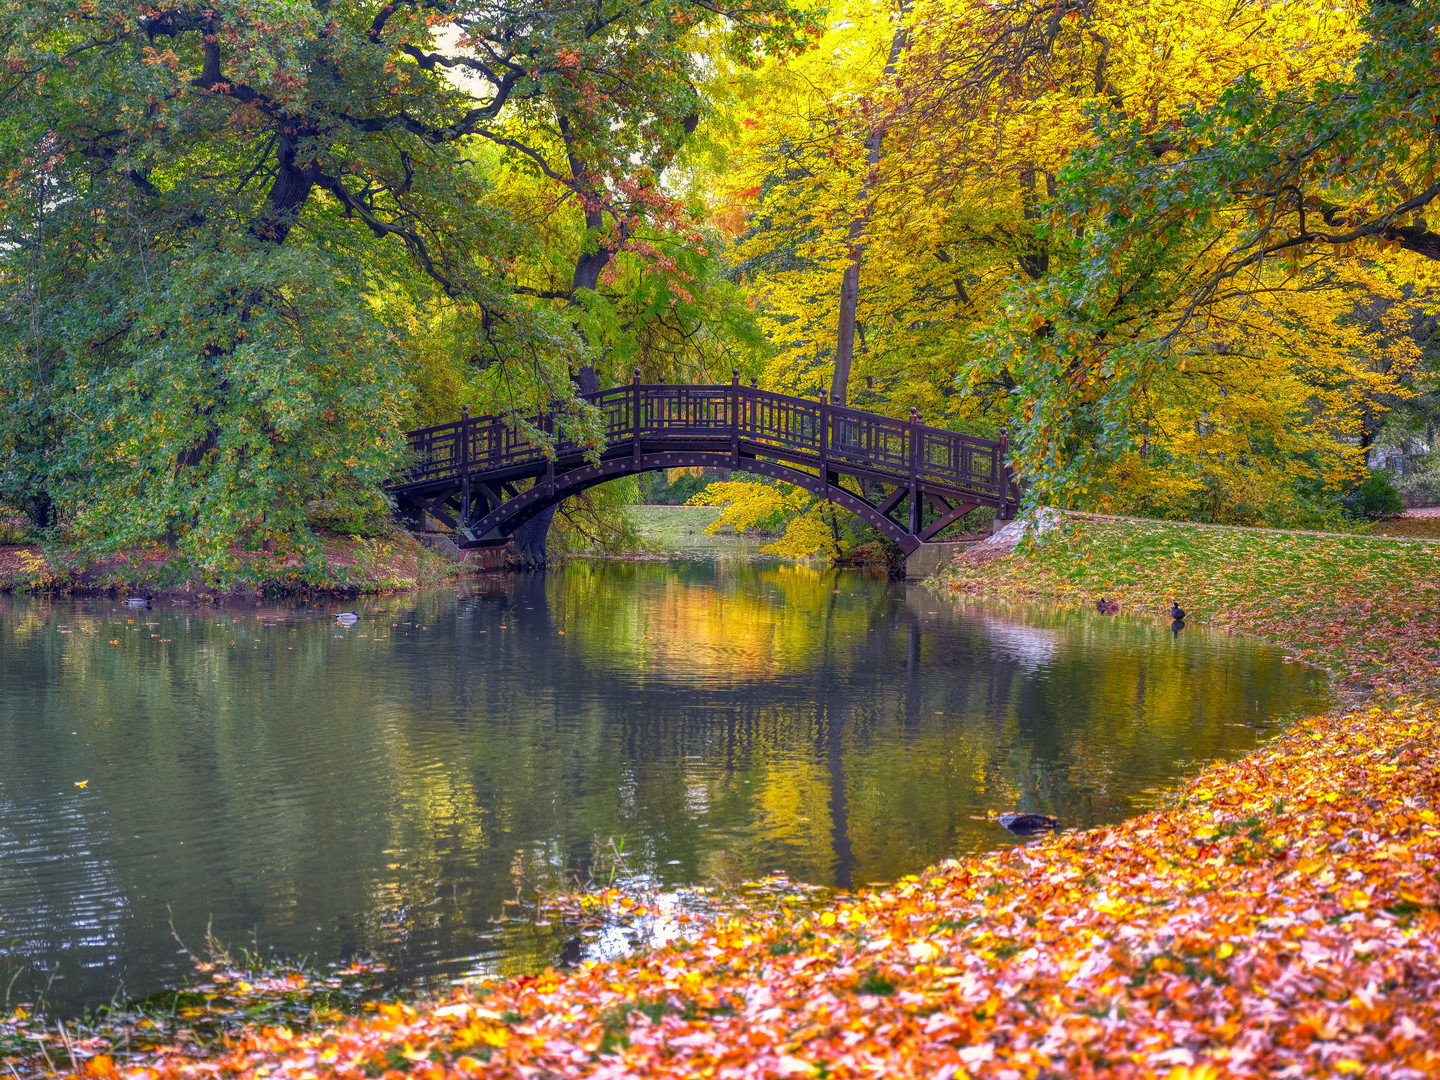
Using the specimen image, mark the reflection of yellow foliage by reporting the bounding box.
[553,559,851,681]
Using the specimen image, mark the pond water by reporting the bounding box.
[0,558,1329,1013]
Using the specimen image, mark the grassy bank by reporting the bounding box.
[4,513,1439,1079]
[946,513,1440,698]
[632,503,722,547]
[631,504,762,553]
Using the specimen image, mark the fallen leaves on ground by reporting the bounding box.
[1372,517,1440,540]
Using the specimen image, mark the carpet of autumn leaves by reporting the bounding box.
[8,514,1440,1080]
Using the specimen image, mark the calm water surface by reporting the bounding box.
[0,558,1329,1012]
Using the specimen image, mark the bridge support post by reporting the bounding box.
[904,541,972,580]
[632,367,642,466]
[907,409,921,536]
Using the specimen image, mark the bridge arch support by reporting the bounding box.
[453,452,935,555]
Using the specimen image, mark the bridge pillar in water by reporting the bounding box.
[903,541,974,580]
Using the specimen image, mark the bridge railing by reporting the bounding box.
[399,380,1013,506]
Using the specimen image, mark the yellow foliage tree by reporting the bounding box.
[718,0,1430,526]
[688,481,841,558]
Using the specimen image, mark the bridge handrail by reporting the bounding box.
[397,381,1014,506]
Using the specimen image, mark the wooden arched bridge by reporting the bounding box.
[390,372,1018,555]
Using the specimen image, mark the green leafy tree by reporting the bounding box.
[0,0,813,575]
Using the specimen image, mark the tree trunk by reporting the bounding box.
[509,508,555,568]
[1017,166,1052,280]
[831,15,909,406]
[27,492,53,530]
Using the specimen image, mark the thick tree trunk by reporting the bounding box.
[831,17,908,407]
[510,508,556,570]
[27,492,53,530]
[252,129,319,243]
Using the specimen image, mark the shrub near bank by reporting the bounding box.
[0,530,467,598]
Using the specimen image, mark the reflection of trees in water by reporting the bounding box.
[0,578,1327,1012]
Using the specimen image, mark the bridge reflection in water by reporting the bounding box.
[0,564,1328,1012]
[390,374,1020,552]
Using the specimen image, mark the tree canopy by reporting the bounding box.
[719,0,1437,533]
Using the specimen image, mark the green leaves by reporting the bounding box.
[0,0,817,570]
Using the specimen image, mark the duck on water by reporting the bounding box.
[998,813,1058,837]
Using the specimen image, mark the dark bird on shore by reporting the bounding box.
[1095,597,1108,613]
[998,812,1058,836]
[335,611,361,626]
[1170,600,1186,621]
[123,595,151,609]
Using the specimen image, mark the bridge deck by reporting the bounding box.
[389,376,1017,554]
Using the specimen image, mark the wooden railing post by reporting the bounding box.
[908,408,921,536]
[632,367,642,466]
[997,427,1010,519]
[544,406,556,497]
[459,403,471,524]
[731,368,741,467]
